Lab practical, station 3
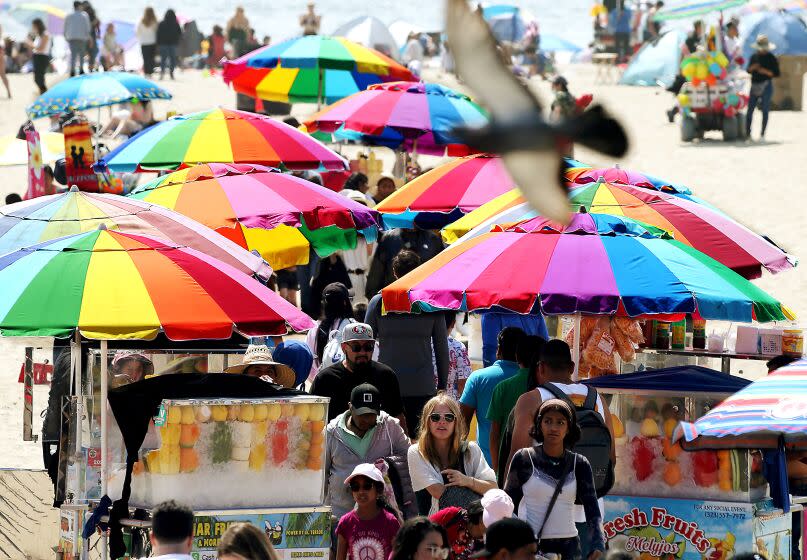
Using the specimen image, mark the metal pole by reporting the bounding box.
[23,347,34,441]
[73,331,83,468]
[317,67,324,111]
[572,313,581,381]
[100,339,108,560]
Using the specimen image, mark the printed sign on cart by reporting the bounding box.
[604,496,790,560]
[192,511,330,560]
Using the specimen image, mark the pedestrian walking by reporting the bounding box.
[137,7,159,76]
[64,1,91,76]
[157,9,182,80]
[746,34,779,140]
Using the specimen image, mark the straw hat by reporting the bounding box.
[751,34,775,52]
[225,345,296,388]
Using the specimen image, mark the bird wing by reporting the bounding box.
[501,150,569,225]
[445,0,541,122]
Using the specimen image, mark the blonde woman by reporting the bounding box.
[218,522,280,560]
[137,7,158,76]
[407,394,497,515]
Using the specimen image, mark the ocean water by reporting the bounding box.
[48,0,596,51]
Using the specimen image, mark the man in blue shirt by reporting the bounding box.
[481,312,548,367]
[609,0,633,62]
[459,327,526,464]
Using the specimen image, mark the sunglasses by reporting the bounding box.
[429,413,456,423]
[349,480,375,492]
[347,342,375,353]
[426,546,449,560]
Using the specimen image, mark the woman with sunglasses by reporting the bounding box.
[391,517,450,560]
[336,464,401,560]
[408,394,497,515]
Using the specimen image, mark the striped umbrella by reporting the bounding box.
[0,228,314,340]
[128,163,382,270]
[441,189,527,244]
[303,81,488,156]
[0,187,271,280]
[381,212,793,322]
[375,154,513,229]
[26,72,172,119]
[95,108,347,173]
[674,359,807,450]
[566,165,692,195]
[222,35,415,105]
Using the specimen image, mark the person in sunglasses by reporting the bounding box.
[391,517,450,560]
[325,384,410,520]
[311,322,406,428]
[336,463,402,560]
[408,394,498,515]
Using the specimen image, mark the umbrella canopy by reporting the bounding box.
[620,29,688,89]
[221,35,414,105]
[381,212,793,322]
[566,164,692,194]
[674,359,807,450]
[0,187,272,280]
[375,154,515,229]
[304,81,488,156]
[739,10,807,63]
[441,188,526,244]
[332,16,400,60]
[481,4,537,43]
[0,132,63,166]
[128,163,382,270]
[654,0,749,21]
[9,3,64,34]
[0,228,314,340]
[95,108,347,173]
[26,72,172,119]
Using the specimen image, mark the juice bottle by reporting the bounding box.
[693,319,707,350]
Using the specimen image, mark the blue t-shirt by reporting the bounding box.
[459,359,521,464]
[610,8,633,33]
[481,313,548,367]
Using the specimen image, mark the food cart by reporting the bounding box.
[584,366,793,560]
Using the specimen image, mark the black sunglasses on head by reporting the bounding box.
[347,341,375,352]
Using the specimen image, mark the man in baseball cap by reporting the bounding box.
[470,518,537,560]
[350,383,381,416]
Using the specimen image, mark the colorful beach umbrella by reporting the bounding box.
[375,154,514,229]
[128,163,382,270]
[95,108,347,173]
[0,187,272,280]
[565,165,692,194]
[654,0,749,21]
[304,81,488,156]
[0,132,63,166]
[441,188,526,244]
[9,3,64,35]
[222,35,415,105]
[381,212,793,322]
[331,16,400,60]
[0,228,314,340]
[674,359,807,450]
[26,72,172,119]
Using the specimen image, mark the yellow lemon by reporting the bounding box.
[211,405,228,422]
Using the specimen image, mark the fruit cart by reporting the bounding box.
[585,366,793,560]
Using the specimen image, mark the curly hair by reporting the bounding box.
[417,393,468,470]
[529,399,581,448]
[391,517,448,560]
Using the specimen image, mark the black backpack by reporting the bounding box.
[541,383,614,498]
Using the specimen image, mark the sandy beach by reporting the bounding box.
[0,59,803,475]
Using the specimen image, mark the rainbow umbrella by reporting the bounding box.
[0,132,63,166]
[95,108,347,173]
[674,359,807,450]
[654,0,749,20]
[565,165,692,195]
[222,35,415,105]
[128,163,382,270]
[382,212,793,322]
[26,72,172,119]
[375,154,513,229]
[304,81,488,156]
[441,189,528,244]
[9,3,64,34]
[0,187,271,280]
[0,228,314,340]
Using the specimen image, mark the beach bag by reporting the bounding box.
[438,443,482,510]
[541,383,614,497]
[750,80,770,98]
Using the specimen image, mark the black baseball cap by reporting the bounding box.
[350,383,381,415]
[470,518,536,558]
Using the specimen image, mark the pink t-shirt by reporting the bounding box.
[336,509,400,560]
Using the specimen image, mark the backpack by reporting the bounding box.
[541,383,614,498]
[319,318,354,371]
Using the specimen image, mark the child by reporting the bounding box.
[336,464,401,560]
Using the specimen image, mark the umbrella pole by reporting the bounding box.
[317,67,324,111]
[572,313,581,381]
[100,339,109,560]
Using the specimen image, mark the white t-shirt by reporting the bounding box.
[136,22,157,46]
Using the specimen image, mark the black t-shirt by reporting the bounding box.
[748,52,780,83]
[309,361,405,421]
[685,33,699,54]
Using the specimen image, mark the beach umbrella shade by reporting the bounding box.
[0,228,314,340]
[95,108,347,173]
[332,16,400,60]
[9,3,64,34]
[441,188,527,244]
[674,359,807,450]
[381,212,793,322]
[0,187,272,280]
[128,163,382,270]
[25,72,172,119]
[654,0,749,20]
[375,154,514,229]
[304,81,488,156]
[0,132,63,166]
[221,35,415,105]
[481,4,537,43]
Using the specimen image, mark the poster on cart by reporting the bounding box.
[604,496,790,560]
[192,509,331,560]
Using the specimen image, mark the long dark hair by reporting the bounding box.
[391,517,448,560]
[31,18,46,36]
[316,282,353,362]
[163,9,178,25]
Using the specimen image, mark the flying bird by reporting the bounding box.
[445,0,629,223]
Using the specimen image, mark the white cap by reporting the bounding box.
[481,489,514,527]
[344,463,384,485]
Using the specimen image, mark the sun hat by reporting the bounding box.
[111,350,152,367]
[469,518,535,558]
[342,322,375,343]
[751,34,775,52]
[342,188,369,206]
[344,463,385,485]
[480,489,514,528]
[224,345,296,388]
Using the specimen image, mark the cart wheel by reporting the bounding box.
[722,115,738,141]
[735,114,747,139]
[681,116,697,142]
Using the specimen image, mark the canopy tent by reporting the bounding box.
[584,365,751,394]
[740,10,807,63]
[620,29,687,88]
